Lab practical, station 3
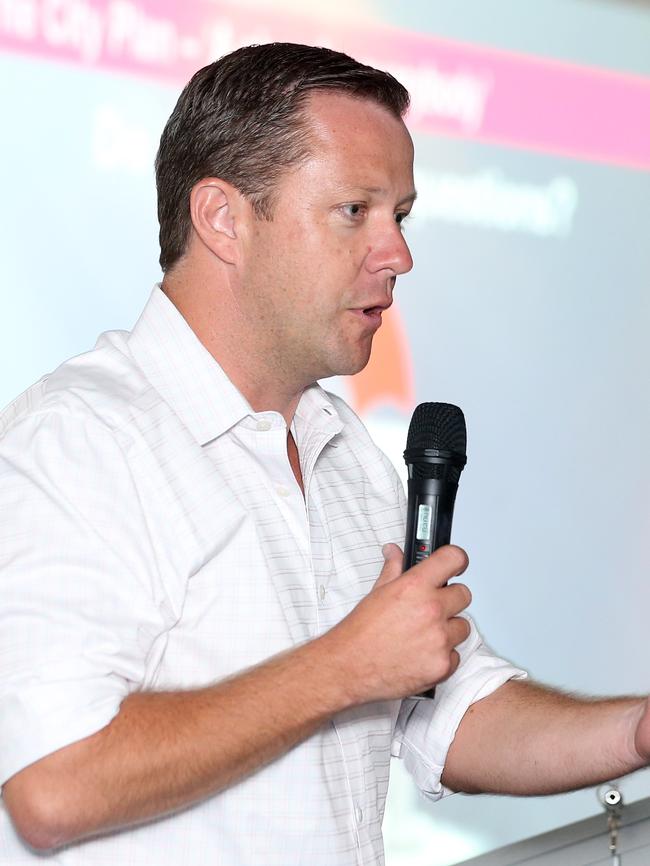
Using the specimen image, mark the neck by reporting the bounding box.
[161,271,308,428]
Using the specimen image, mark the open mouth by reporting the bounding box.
[353,306,384,328]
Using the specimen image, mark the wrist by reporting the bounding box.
[304,628,364,712]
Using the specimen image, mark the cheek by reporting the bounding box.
[254,224,366,312]
[340,235,370,272]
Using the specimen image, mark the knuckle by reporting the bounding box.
[427,599,444,622]
[429,626,448,653]
[397,570,417,592]
[394,573,418,605]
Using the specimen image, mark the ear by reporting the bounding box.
[189,179,247,265]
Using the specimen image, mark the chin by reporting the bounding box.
[327,353,373,379]
[314,337,374,380]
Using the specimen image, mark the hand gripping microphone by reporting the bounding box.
[403,402,467,698]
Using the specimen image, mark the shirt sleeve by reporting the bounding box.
[0,409,170,785]
[391,616,527,801]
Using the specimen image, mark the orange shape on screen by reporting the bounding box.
[348,303,415,416]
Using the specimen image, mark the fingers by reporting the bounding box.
[344,543,473,702]
[439,582,473,619]
[377,543,468,586]
[448,614,472,647]
[425,646,463,691]
[447,649,461,680]
[374,544,471,613]
[382,542,403,563]
[373,543,404,588]
[429,621,469,687]
[409,544,469,587]
[446,545,470,577]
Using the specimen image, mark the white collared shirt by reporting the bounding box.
[0,287,524,865]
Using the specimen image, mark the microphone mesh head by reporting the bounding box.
[406,403,467,454]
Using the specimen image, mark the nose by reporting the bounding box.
[364,222,414,278]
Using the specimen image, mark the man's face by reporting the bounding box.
[237,90,415,386]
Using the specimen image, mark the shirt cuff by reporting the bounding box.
[391,617,527,802]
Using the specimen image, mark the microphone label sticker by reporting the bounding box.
[416,504,432,541]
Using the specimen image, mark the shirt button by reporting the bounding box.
[276,485,290,497]
[355,804,363,825]
[319,584,326,601]
[256,419,272,431]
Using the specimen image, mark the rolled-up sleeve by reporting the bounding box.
[391,616,526,801]
[0,409,169,784]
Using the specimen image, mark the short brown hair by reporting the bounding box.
[155,42,410,272]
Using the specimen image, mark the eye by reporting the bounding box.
[395,211,411,230]
[340,203,367,221]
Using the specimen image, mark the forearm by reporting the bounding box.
[4,543,471,850]
[442,680,647,795]
[3,632,352,850]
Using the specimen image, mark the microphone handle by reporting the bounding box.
[403,474,459,700]
[403,476,458,569]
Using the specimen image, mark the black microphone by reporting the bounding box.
[403,402,467,698]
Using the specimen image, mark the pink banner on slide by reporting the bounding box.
[1,0,649,170]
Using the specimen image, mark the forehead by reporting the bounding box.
[294,90,414,192]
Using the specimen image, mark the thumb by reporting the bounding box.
[374,543,404,588]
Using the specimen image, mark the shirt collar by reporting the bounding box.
[128,286,343,446]
[294,382,344,442]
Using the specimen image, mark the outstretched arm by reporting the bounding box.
[442,679,649,795]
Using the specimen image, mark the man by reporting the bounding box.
[0,43,648,865]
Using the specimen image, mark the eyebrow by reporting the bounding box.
[358,187,418,206]
[398,190,418,206]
